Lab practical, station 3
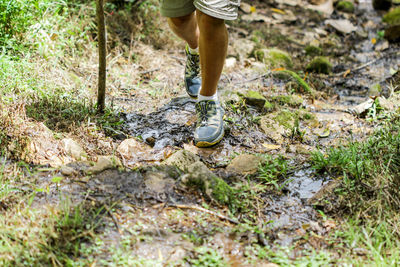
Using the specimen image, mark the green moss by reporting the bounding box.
[254,48,293,69]
[244,90,274,110]
[383,7,400,25]
[209,177,235,206]
[274,110,296,129]
[336,1,355,13]
[273,95,304,107]
[276,70,313,94]
[305,45,322,56]
[306,56,332,74]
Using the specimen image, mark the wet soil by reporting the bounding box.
[28,0,400,264]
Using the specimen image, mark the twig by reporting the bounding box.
[333,58,379,77]
[139,68,160,75]
[171,56,185,64]
[169,204,239,224]
[86,195,122,234]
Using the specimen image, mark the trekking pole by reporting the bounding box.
[96,0,106,113]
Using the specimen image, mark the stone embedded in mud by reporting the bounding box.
[307,180,341,206]
[62,138,86,161]
[254,48,293,69]
[117,138,166,167]
[384,24,400,42]
[226,154,262,175]
[60,165,76,176]
[86,155,121,174]
[259,115,288,145]
[164,149,199,172]
[183,162,235,207]
[336,1,355,13]
[378,94,400,111]
[306,56,332,74]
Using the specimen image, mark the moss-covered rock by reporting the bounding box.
[254,48,293,69]
[272,94,304,107]
[383,7,400,25]
[306,57,332,74]
[244,90,274,110]
[336,1,355,13]
[183,162,235,207]
[305,45,322,56]
[274,110,296,129]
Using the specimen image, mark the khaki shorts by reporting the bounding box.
[160,0,240,20]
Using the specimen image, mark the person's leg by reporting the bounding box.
[168,13,199,49]
[196,11,228,97]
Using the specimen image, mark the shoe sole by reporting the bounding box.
[195,128,225,148]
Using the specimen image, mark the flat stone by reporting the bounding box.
[226,154,262,174]
[86,156,119,174]
[164,149,199,172]
[62,138,86,160]
[60,165,76,176]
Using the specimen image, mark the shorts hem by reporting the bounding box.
[193,2,238,20]
[160,6,196,18]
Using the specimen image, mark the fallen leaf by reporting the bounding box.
[271,8,286,14]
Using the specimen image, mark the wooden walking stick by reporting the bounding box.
[96,0,106,113]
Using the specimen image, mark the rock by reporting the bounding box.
[226,154,262,174]
[183,162,235,206]
[259,111,296,144]
[306,56,332,74]
[60,165,76,176]
[244,90,274,110]
[240,2,253,13]
[368,83,381,97]
[260,263,280,267]
[307,0,334,15]
[305,45,322,56]
[164,149,200,172]
[232,39,256,61]
[117,138,166,167]
[349,99,374,117]
[325,19,357,34]
[336,1,355,13]
[272,94,304,107]
[373,0,392,10]
[383,7,400,25]
[254,48,293,69]
[225,57,237,68]
[86,156,120,174]
[62,138,86,160]
[384,24,400,42]
[379,94,400,111]
[307,180,341,205]
[144,171,174,193]
[375,40,389,51]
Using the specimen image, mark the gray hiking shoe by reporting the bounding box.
[194,100,225,147]
[184,45,201,99]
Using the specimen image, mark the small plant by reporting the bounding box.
[258,155,289,190]
[188,247,227,267]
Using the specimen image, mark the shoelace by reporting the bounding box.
[197,101,215,125]
[187,52,200,78]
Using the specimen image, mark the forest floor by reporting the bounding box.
[1,0,400,266]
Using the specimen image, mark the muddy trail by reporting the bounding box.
[23,0,400,265]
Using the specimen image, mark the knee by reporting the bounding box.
[168,13,193,28]
[197,10,225,28]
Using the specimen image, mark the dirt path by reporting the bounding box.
[20,0,400,265]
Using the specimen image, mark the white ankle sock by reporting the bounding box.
[188,46,199,55]
[198,91,218,102]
